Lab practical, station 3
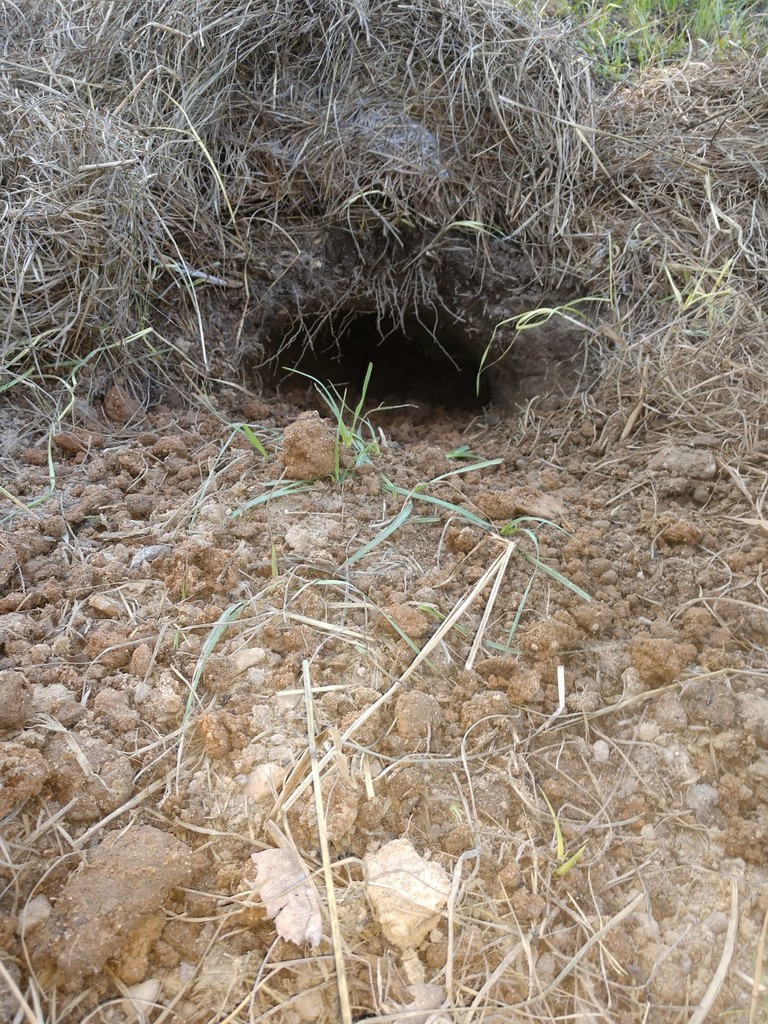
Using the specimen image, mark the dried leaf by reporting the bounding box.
[251,848,323,947]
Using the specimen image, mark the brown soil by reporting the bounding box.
[1,376,767,1023]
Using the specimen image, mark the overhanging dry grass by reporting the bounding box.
[1,0,592,366]
[3,1,767,447]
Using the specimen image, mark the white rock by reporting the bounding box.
[88,593,121,618]
[292,987,326,1022]
[285,525,314,554]
[620,667,645,697]
[250,848,323,947]
[636,721,659,742]
[592,739,610,763]
[229,647,267,676]
[133,680,152,703]
[242,763,287,802]
[31,684,71,713]
[365,838,450,950]
[130,544,172,569]
[17,895,52,934]
[397,982,449,1024]
[121,979,162,1023]
[685,783,719,817]
[647,446,716,480]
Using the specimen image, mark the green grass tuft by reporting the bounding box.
[546,0,767,78]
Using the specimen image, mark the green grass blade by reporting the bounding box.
[342,499,415,567]
[0,433,56,525]
[519,551,592,601]
[421,458,504,488]
[231,480,314,516]
[380,476,494,531]
[176,601,248,782]
[542,790,566,861]
[236,423,269,458]
[350,362,374,435]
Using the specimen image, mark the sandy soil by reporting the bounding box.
[1,378,767,1023]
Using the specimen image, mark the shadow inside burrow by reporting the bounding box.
[252,306,591,421]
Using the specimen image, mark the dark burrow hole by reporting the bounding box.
[264,312,493,412]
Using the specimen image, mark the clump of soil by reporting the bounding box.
[281,411,337,480]
[32,826,193,988]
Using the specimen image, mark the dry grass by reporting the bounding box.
[3,0,765,441]
[0,0,590,369]
[580,57,768,446]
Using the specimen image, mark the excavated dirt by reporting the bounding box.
[1,373,767,1023]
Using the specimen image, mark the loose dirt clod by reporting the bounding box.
[0,744,48,818]
[33,825,192,986]
[281,411,337,480]
[0,671,31,732]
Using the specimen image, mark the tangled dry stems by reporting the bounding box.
[2,0,766,444]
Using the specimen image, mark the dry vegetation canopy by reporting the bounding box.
[2,0,767,437]
[0,0,593,353]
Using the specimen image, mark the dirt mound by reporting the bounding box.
[2,393,767,1022]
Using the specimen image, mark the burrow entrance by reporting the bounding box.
[263,312,494,412]
[242,229,592,420]
[255,307,592,423]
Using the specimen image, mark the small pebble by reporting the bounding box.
[593,739,610,763]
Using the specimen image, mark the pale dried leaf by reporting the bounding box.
[251,848,323,947]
